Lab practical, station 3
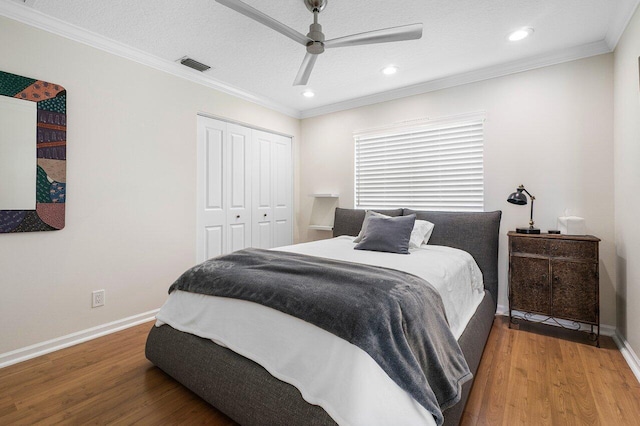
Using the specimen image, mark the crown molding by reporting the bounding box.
[0,0,301,119]
[1,0,625,121]
[605,0,640,50]
[300,40,612,119]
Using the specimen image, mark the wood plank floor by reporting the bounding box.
[1,316,639,425]
[463,317,640,425]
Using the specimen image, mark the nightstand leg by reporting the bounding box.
[589,324,600,348]
[508,311,520,329]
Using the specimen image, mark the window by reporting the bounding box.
[354,114,484,212]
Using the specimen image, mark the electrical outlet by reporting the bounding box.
[92,290,105,308]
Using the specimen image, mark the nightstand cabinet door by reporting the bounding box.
[551,260,598,323]
[510,256,550,314]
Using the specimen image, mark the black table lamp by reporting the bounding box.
[507,185,540,234]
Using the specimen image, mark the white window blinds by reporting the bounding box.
[354,115,484,212]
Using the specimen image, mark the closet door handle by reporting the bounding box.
[236,215,240,219]
[264,213,267,217]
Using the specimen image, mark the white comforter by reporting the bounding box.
[156,236,484,426]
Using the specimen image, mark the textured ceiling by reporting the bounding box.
[12,0,640,116]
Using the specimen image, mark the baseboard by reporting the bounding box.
[0,309,159,369]
[612,331,640,383]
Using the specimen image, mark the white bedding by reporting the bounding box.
[156,236,485,426]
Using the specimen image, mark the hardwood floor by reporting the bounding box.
[0,323,235,425]
[1,316,639,425]
[463,317,640,425]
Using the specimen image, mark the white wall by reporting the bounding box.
[300,54,616,327]
[614,6,640,353]
[0,16,301,354]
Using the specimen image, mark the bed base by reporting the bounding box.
[145,292,495,426]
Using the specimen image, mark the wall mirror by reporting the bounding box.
[0,70,66,233]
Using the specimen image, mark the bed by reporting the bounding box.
[145,208,501,426]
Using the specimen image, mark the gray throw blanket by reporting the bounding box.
[169,248,471,425]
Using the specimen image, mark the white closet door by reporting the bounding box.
[225,124,252,253]
[251,130,274,249]
[198,116,293,261]
[196,116,226,262]
[272,134,292,248]
[252,130,293,249]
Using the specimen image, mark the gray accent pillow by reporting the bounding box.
[353,210,389,243]
[354,214,416,254]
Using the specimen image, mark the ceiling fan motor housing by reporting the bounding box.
[307,22,325,54]
[304,0,327,13]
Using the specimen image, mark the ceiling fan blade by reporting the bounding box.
[216,0,311,46]
[324,23,423,49]
[293,53,318,86]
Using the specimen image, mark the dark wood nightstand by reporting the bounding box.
[508,232,600,346]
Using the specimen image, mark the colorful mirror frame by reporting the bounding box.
[0,70,66,233]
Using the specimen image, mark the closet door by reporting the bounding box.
[197,118,253,262]
[197,116,293,261]
[251,131,274,249]
[272,134,292,248]
[196,116,226,262]
[225,124,252,253]
[252,130,292,249]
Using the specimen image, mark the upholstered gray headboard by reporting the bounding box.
[333,208,502,309]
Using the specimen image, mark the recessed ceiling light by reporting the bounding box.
[382,65,398,75]
[302,90,315,98]
[508,28,534,42]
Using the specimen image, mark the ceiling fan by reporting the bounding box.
[215,0,423,86]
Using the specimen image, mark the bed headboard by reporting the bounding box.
[333,208,502,309]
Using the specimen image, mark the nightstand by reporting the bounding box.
[508,232,600,346]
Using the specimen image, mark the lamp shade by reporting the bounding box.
[507,185,540,234]
[507,189,527,205]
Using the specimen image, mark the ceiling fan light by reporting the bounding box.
[382,65,398,75]
[508,27,533,41]
[302,90,315,98]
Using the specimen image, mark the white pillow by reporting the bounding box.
[353,210,390,243]
[409,219,435,249]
